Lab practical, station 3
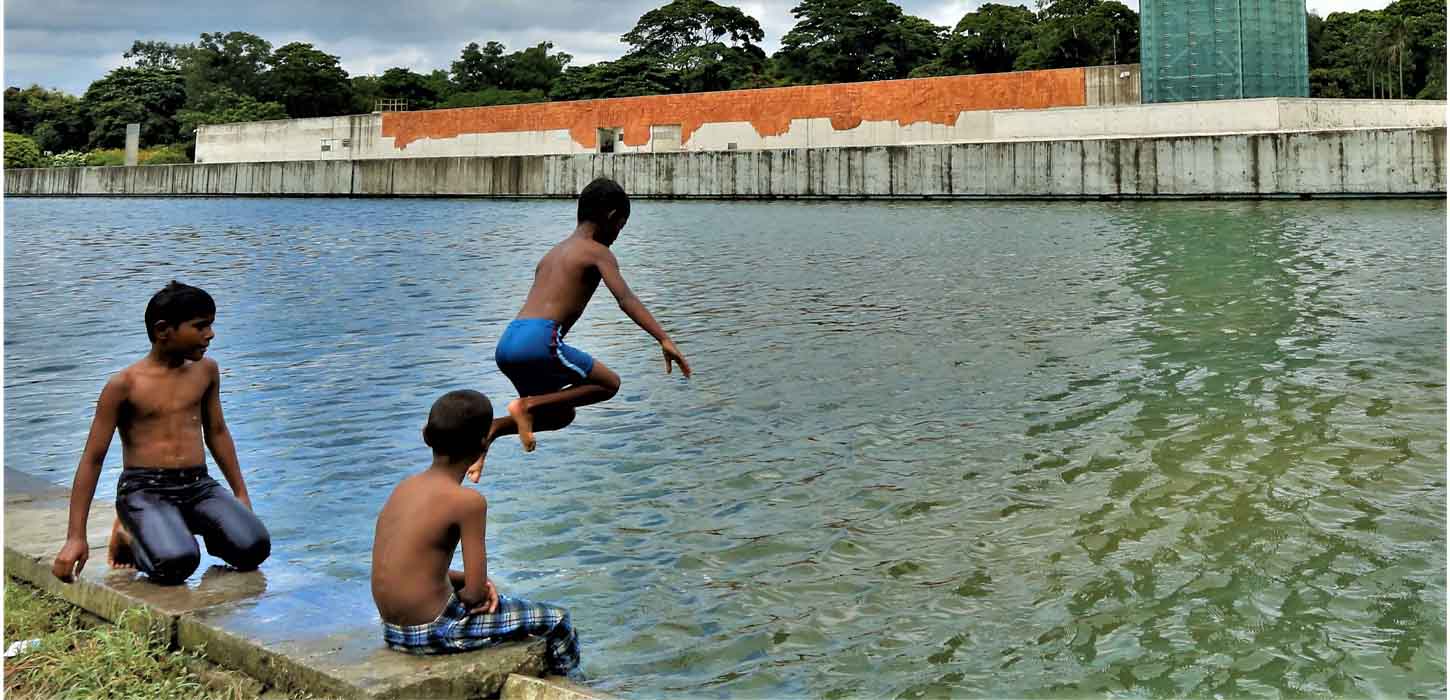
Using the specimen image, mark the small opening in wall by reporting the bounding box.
[727,142,738,150]
[598,127,621,153]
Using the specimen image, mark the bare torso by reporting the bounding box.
[516,236,606,334]
[117,358,215,468]
[371,473,464,625]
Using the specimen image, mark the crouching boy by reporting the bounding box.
[370,389,581,677]
[51,281,270,586]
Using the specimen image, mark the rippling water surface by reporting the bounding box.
[5,197,1445,698]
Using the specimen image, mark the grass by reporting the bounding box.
[3,579,266,699]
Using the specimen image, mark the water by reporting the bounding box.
[5,197,1444,698]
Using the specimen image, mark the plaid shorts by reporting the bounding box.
[383,591,580,676]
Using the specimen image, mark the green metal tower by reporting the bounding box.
[1140,0,1309,103]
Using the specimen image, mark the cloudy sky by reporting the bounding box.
[5,0,1392,95]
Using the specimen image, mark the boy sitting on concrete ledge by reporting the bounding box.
[371,389,581,678]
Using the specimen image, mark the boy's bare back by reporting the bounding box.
[371,472,486,625]
[515,236,612,334]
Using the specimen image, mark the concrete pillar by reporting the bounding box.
[124,124,140,166]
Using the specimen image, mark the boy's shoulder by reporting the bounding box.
[437,482,487,524]
[443,481,487,512]
[116,356,219,380]
[104,360,147,394]
[562,235,610,258]
[392,474,486,514]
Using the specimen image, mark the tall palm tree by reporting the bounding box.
[1385,14,1410,99]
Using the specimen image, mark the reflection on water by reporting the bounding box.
[5,197,1444,698]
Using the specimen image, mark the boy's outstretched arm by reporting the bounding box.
[52,375,126,582]
[596,248,692,378]
[457,492,498,614]
[201,359,251,509]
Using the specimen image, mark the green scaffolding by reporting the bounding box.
[1140,0,1309,103]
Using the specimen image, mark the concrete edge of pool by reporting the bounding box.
[3,467,612,700]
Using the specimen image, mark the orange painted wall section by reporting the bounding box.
[381,68,1089,150]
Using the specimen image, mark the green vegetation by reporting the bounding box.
[1310,0,1446,99]
[3,0,1442,168]
[5,133,44,168]
[2,579,262,699]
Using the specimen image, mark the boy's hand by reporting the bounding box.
[661,340,692,379]
[52,538,89,582]
[468,578,500,615]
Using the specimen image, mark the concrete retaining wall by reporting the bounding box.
[195,96,1444,164]
[199,67,1130,163]
[12,128,1445,199]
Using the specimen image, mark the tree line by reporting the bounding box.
[4,0,1444,168]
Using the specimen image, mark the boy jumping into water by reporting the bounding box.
[371,389,581,675]
[51,281,270,585]
[484,177,690,474]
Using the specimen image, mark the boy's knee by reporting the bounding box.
[148,549,200,585]
[228,531,271,571]
[598,370,620,396]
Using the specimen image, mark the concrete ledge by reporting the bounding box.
[502,674,616,700]
[4,468,554,699]
[177,581,547,698]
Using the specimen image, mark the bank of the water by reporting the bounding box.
[1,467,571,699]
[3,578,266,699]
[5,128,1445,199]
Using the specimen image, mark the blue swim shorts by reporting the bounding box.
[494,318,596,397]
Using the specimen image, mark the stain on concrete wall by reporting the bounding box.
[381,68,1090,151]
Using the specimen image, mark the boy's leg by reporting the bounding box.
[471,408,576,481]
[508,361,620,452]
[183,480,271,571]
[115,490,201,585]
[450,595,581,677]
[485,407,576,444]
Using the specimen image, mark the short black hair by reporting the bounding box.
[577,177,629,225]
[423,390,493,461]
[145,281,215,342]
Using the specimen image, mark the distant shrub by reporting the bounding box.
[440,88,549,109]
[142,144,190,165]
[86,148,126,166]
[77,144,192,167]
[47,150,89,167]
[5,132,45,168]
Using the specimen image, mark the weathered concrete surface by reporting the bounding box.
[192,92,1443,162]
[4,479,310,639]
[10,128,1444,199]
[177,578,547,698]
[4,468,553,699]
[5,468,70,504]
[502,674,616,700]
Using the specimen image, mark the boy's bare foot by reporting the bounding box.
[108,519,136,569]
[466,437,490,483]
[508,399,536,452]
